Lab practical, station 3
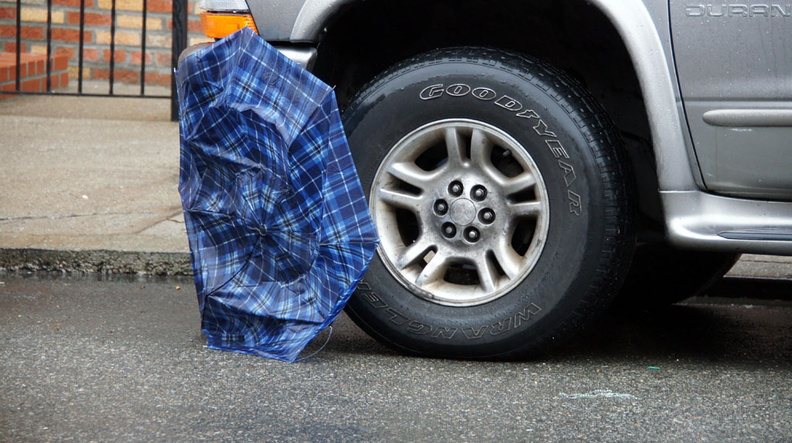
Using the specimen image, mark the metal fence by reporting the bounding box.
[1,0,189,120]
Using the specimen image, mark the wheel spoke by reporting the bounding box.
[495,239,524,280]
[474,255,497,294]
[501,172,537,195]
[472,129,517,187]
[378,188,423,210]
[470,128,494,169]
[444,127,467,167]
[388,161,439,190]
[508,201,543,218]
[415,252,449,288]
[396,238,433,270]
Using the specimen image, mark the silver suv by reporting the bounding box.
[192,0,792,359]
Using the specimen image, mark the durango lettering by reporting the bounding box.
[686,3,792,17]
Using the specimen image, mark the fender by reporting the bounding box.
[248,0,356,42]
[282,0,698,192]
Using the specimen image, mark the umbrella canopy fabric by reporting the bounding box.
[176,27,378,362]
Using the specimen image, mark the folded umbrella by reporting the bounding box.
[176,27,378,362]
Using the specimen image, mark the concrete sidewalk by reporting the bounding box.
[1,92,791,279]
[0,91,190,274]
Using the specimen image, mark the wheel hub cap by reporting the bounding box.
[371,119,550,307]
[449,199,476,225]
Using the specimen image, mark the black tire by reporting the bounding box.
[343,48,635,359]
[614,244,739,309]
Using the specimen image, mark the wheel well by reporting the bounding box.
[312,0,662,228]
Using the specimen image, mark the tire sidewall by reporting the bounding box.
[344,52,616,358]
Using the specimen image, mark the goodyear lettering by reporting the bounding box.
[494,95,524,112]
[558,160,577,187]
[471,87,498,101]
[546,140,569,159]
[533,120,557,138]
[446,83,472,97]
[517,109,541,120]
[568,191,582,216]
[419,84,445,100]
[418,82,583,216]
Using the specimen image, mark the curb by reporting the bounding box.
[0,249,789,301]
[0,248,192,276]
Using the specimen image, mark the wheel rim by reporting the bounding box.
[371,119,550,307]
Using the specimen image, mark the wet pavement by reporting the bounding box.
[1,273,790,441]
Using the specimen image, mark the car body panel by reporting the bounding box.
[248,0,356,42]
[670,1,792,199]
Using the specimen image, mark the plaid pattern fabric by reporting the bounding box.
[176,28,378,362]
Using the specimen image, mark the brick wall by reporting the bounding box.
[0,0,210,91]
[0,51,69,97]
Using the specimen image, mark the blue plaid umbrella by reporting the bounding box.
[175,28,378,362]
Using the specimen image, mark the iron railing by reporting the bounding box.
[4,0,188,120]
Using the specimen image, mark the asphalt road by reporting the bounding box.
[1,273,790,441]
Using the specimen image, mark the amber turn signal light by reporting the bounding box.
[200,12,258,39]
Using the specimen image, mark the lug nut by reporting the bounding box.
[464,227,481,243]
[442,223,457,239]
[471,185,487,201]
[448,181,464,197]
[479,208,495,224]
[434,200,448,215]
